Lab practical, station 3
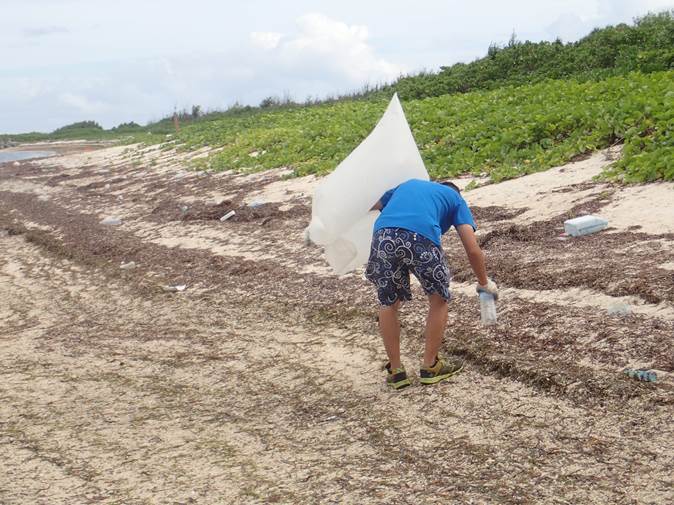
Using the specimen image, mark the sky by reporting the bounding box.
[1,0,672,133]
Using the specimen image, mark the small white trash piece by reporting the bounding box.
[220,210,236,222]
[563,215,608,237]
[607,302,631,316]
[162,284,186,292]
[120,261,136,270]
[100,216,122,225]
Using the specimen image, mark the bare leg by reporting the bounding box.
[379,300,401,369]
[423,294,448,367]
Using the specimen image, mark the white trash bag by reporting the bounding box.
[306,93,429,275]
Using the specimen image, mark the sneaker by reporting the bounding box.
[384,362,411,390]
[419,356,464,385]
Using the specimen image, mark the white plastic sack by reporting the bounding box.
[306,94,429,274]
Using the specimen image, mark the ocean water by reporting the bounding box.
[0,150,56,163]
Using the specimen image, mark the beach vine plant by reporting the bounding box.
[177,71,672,183]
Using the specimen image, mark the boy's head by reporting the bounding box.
[439,180,461,193]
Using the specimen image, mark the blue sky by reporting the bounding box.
[1,0,672,133]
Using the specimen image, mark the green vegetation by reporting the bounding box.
[53,120,103,133]
[409,72,673,182]
[110,121,143,133]
[181,100,385,175]
[178,71,673,182]
[0,120,136,143]
[48,120,113,139]
[375,11,674,100]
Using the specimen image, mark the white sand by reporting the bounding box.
[599,183,674,235]
[463,150,611,223]
[242,174,319,205]
[461,147,674,234]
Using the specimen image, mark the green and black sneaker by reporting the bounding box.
[384,362,411,390]
[419,356,464,385]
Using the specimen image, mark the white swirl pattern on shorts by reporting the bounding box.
[365,228,450,305]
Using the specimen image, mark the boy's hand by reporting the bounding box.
[476,278,499,300]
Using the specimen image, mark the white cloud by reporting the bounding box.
[144,13,404,112]
[250,31,282,50]
[597,0,674,19]
[1,12,406,132]
[23,25,69,37]
[59,93,110,115]
[546,12,591,42]
[545,0,674,42]
[277,13,404,84]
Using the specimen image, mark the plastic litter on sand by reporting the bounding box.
[162,285,187,292]
[100,216,122,225]
[623,368,657,382]
[220,210,236,222]
[564,215,608,237]
[479,292,497,326]
[607,302,631,316]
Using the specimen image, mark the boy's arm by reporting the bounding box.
[371,188,396,212]
[456,224,498,296]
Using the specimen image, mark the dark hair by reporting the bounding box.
[440,181,461,193]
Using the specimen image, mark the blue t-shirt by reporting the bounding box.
[374,179,476,246]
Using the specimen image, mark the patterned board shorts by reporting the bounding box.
[365,227,451,306]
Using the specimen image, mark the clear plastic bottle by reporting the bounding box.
[479,292,497,326]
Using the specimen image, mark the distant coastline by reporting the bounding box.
[0,150,57,163]
[0,140,19,149]
[0,140,113,164]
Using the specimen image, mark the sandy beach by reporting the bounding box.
[1,141,673,504]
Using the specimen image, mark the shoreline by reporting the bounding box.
[0,139,116,156]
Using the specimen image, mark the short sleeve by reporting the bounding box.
[453,200,476,231]
[379,187,397,209]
